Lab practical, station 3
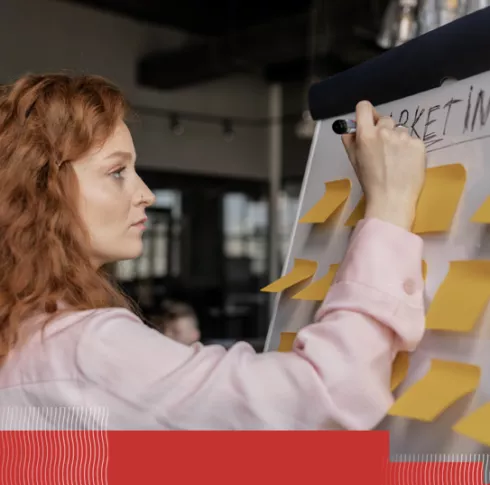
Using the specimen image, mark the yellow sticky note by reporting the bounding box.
[453,402,490,447]
[471,196,490,223]
[426,261,490,332]
[345,196,366,227]
[300,179,351,223]
[422,260,427,280]
[391,352,410,392]
[292,264,340,301]
[388,359,480,422]
[261,259,318,293]
[277,332,296,352]
[412,164,466,234]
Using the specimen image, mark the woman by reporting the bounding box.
[0,73,426,430]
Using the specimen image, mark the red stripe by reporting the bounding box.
[0,431,486,485]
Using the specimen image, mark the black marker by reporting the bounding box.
[332,119,356,134]
[332,118,406,134]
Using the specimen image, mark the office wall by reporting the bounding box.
[0,0,270,179]
[282,82,312,180]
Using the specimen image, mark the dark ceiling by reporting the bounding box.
[64,0,390,89]
[65,0,311,35]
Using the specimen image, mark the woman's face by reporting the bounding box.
[73,122,155,266]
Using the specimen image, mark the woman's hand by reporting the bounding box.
[342,100,427,230]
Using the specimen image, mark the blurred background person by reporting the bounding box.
[152,300,201,345]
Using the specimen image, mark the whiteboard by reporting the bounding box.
[265,70,490,453]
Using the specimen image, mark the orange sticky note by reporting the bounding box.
[292,264,340,301]
[471,196,490,223]
[412,164,466,234]
[453,402,490,447]
[345,196,366,227]
[391,352,410,392]
[300,179,351,223]
[426,261,490,332]
[277,332,296,352]
[388,359,480,422]
[261,259,318,293]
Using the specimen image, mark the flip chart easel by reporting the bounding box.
[265,7,490,456]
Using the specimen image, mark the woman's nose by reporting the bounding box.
[136,179,155,207]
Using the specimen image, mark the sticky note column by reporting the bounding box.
[426,261,490,332]
[472,196,490,223]
[344,164,466,232]
[292,264,339,301]
[453,402,490,447]
[261,259,317,293]
[411,163,466,234]
[388,360,480,421]
[299,179,351,224]
[389,257,490,446]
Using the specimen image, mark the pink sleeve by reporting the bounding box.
[77,218,425,430]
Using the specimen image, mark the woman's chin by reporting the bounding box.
[113,241,144,262]
[92,239,144,266]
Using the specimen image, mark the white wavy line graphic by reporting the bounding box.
[79,407,86,485]
[437,454,442,485]
[472,453,477,485]
[69,407,75,485]
[7,408,14,485]
[61,407,67,485]
[453,454,458,485]
[392,451,490,484]
[48,407,54,485]
[15,408,20,485]
[23,407,28,484]
[95,408,100,485]
[0,406,108,485]
[435,453,440,485]
[102,408,109,485]
[0,406,5,485]
[426,454,432,485]
[88,408,95,485]
[408,453,413,485]
[97,407,104,484]
[88,407,93,485]
[26,407,33,485]
[0,406,6,485]
[73,408,79,485]
[8,406,108,485]
[34,407,40,485]
[483,453,489,485]
[95,407,107,485]
[469,454,474,485]
[89,409,94,485]
[446,453,451,485]
[44,408,49,485]
[473,454,476,485]
[459,453,463,483]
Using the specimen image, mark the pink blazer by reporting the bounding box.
[0,218,425,430]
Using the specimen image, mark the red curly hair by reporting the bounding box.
[0,73,133,361]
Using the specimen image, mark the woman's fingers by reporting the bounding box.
[376,116,396,130]
[340,100,427,230]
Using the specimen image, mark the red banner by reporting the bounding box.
[0,431,486,484]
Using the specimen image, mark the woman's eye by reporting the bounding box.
[111,167,126,180]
